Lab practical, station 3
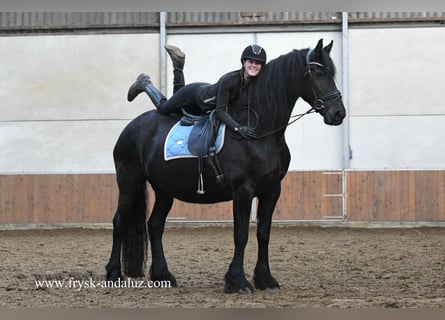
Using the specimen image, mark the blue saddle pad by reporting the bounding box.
[164,121,226,161]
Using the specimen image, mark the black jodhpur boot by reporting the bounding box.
[164,45,185,70]
[127,74,167,108]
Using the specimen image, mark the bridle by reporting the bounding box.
[305,49,342,114]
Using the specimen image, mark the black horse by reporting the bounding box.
[105,39,346,293]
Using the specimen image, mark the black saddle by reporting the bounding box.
[180,109,220,157]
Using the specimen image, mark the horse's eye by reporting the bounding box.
[314,70,324,78]
[310,65,324,78]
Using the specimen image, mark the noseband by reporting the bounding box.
[305,49,342,113]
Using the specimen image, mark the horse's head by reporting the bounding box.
[303,39,346,126]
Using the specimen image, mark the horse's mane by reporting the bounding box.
[255,49,307,103]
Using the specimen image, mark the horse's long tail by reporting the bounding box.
[121,181,148,278]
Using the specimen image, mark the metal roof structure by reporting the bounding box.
[1,12,444,33]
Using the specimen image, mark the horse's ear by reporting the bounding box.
[324,40,333,54]
[315,39,323,51]
[314,39,324,60]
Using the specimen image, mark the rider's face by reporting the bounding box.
[243,59,263,78]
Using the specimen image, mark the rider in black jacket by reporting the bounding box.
[127,44,267,139]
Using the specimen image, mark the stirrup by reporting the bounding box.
[196,173,205,195]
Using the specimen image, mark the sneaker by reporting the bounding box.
[127,74,152,102]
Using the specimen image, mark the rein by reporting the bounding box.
[246,108,315,139]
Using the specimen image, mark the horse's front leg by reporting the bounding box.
[224,183,255,293]
[254,183,281,291]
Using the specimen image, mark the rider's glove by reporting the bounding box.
[234,126,257,139]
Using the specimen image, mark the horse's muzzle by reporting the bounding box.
[324,102,346,126]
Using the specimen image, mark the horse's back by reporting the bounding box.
[113,110,178,168]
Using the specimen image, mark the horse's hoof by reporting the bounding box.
[165,274,178,287]
[154,276,177,288]
[106,270,123,282]
[224,282,255,294]
[150,271,177,287]
[224,273,255,294]
[253,274,280,291]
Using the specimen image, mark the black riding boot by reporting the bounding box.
[127,74,167,108]
[172,70,185,94]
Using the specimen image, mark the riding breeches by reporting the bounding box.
[157,82,211,116]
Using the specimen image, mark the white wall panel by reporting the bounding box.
[0,120,128,173]
[350,27,445,116]
[349,115,445,169]
[0,33,159,121]
[349,27,445,169]
[0,33,160,174]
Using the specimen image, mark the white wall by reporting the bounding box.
[349,27,445,169]
[0,30,345,174]
[3,26,443,174]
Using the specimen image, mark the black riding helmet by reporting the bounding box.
[241,44,267,65]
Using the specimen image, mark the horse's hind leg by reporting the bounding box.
[147,188,177,287]
[253,183,281,291]
[106,169,148,281]
[105,209,124,281]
